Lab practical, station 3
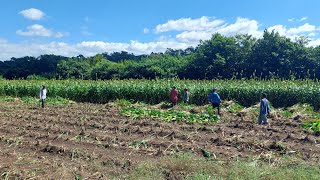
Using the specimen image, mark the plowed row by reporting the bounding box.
[0,102,319,179]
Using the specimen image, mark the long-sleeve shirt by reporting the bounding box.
[208,92,221,103]
[40,88,47,100]
[170,89,178,102]
[260,98,270,115]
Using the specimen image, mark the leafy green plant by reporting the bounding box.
[120,107,218,123]
[115,99,132,107]
[0,96,16,102]
[303,120,320,133]
[282,110,293,118]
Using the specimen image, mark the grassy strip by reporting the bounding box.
[123,153,320,180]
[0,96,74,105]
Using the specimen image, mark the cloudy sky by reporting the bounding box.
[1,0,320,60]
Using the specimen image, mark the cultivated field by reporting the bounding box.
[0,99,319,179]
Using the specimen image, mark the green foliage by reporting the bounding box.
[282,110,293,118]
[0,96,16,102]
[200,148,212,158]
[303,120,320,133]
[120,106,219,123]
[0,95,72,105]
[1,79,320,109]
[2,31,320,80]
[26,74,48,80]
[114,99,132,107]
[124,153,320,180]
[225,102,244,113]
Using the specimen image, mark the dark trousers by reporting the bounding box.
[211,102,220,115]
[41,99,45,108]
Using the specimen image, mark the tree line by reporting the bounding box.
[1,30,320,80]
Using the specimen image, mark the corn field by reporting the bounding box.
[1,79,320,109]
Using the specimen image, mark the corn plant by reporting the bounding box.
[1,79,320,109]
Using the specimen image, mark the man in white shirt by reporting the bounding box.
[39,85,47,108]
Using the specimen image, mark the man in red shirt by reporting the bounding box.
[170,86,179,106]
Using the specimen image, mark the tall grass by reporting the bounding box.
[0,79,320,109]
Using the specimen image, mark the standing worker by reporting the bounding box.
[258,93,271,125]
[39,85,47,108]
[208,88,221,115]
[183,87,189,103]
[170,86,179,106]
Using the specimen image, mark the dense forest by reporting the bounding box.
[1,30,320,80]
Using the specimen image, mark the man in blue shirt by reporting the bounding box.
[258,93,271,125]
[208,88,221,115]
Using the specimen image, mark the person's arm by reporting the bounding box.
[217,94,221,103]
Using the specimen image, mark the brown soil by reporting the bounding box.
[0,102,319,179]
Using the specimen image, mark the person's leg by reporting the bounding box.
[217,103,221,115]
[211,102,220,115]
[258,114,262,125]
[41,99,45,108]
[172,101,176,106]
[262,114,268,124]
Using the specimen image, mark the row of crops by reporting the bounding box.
[1,79,320,109]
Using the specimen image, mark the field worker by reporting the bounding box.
[183,87,189,103]
[208,88,221,115]
[170,86,179,106]
[258,93,271,125]
[39,85,47,108]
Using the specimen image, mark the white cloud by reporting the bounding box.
[19,8,45,20]
[308,39,320,47]
[0,39,191,60]
[55,32,65,38]
[155,16,224,33]
[3,16,320,60]
[16,24,52,37]
[267,25,287,36]
[176,31,211,43]
[268,23,318,38]
[143,28,150,34]
[217,17,261,37]
[288,17,308,22]
[288,18,295,22]
[16,24,65,38]
[287,23,316,34]
[176,17,262,43]
[299,17,308,22]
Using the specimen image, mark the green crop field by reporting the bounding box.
[1,79,320,109]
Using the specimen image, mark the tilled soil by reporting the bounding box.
[0,102,319,179]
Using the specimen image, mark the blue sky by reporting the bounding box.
[1,0,320,60]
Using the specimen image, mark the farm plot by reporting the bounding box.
[0,101,319,179]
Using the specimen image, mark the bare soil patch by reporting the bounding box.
[0,102,319,179]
